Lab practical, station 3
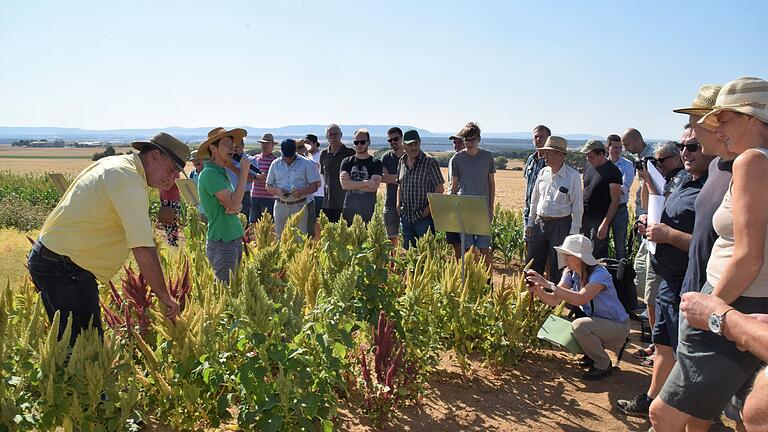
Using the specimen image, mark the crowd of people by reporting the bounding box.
[25,75,768,431]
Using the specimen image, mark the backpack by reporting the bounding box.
[597,227,640,319]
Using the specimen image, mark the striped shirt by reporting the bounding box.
[250,153,277,198]
[398,151,444,222]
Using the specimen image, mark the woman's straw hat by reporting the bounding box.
[197,127,247,159]
[699,77,768,127]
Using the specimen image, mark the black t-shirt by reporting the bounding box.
[380,150,401,208]
[582,161,622,220]
[320,145,356,209]
[340,155,383,215]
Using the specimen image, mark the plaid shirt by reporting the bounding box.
[398,151,444,222]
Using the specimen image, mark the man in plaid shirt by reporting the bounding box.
[397,129,445,249]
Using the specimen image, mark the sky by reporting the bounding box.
[1,0,766,139]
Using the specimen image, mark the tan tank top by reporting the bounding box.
[707,147,768,297]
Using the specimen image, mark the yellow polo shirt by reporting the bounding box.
[39,154,156,282]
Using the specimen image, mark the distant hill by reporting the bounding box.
[0,125,607,143]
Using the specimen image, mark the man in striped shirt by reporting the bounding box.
[249,133,278,225]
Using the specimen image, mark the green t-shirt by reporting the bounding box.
[198,161,245,242]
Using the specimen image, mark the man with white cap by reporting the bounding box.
[526,136,583,283]
[28,132,188,344]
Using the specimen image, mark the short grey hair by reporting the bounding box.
[654,141,680,157]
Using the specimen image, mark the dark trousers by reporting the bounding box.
[27,245,102,346]
[322,207,343,223]
[240,193,252,221]
[401,215,435,249]
[527,216,571,283]
[582,215,609,259]
[249,197,275,223]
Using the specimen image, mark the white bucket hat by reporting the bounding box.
[553,234,598,269]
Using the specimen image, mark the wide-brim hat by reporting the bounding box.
[699,77,768,128]
[131,132,190,171]
[673,84,722,116]
[197,127,247,159]
[257,132,277,144]
[553,234,598,269]
[540,136,568,154]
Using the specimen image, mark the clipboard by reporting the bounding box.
[537,314,583,354]
[176,178,200,207]
[48,173,70,195]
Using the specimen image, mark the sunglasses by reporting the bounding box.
[387,137,401,143]
[353,140,369,145]
[676,142,700,153]
[652,155,675,165]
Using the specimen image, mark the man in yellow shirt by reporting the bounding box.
[27,132,188,345]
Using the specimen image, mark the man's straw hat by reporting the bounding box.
[673,84,722,116]
[540,136,568,154]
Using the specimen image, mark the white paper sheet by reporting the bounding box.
[646,161,666,196]
[646,194,666,254]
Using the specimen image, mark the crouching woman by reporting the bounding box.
[526,234,630,380]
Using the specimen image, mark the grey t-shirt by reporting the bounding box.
[449,148,496,197]
[380,150,401,208]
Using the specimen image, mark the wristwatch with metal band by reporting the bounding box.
[708,307,735,336]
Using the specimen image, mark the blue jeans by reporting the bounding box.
[610,204,629,260]
[401,215,435,249]
[249,197,275,223]
[206,238,243,284]
[27,244,101,346]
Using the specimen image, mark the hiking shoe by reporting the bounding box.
[617,393,652,418]
[578,355,594,367]
[583,366,612,381]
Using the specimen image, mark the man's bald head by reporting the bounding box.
[621,128,646,155]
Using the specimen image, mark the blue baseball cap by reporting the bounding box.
[281,139,297,158]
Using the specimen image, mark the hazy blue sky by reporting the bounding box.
[1,0,766,138]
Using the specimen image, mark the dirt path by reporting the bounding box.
[338,327,736,432]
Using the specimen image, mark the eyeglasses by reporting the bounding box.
[652,155,675,165]
[387,137,401,143]
[676,142,700,153]
[353,140,368,145]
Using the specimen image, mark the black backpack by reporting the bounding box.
[597,228,639,319]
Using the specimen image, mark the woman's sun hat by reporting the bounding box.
[197,127,247,159]
[699,77,768,128]
[553,234,598,269]
[673,84,722,116]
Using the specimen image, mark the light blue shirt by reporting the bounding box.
[562,266,629,323]
[226,154,255,191]
[266,156,322,203]
[612,156,635,205]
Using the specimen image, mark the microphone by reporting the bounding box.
[232,153,262,176]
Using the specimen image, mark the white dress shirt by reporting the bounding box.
[527,163,583,234]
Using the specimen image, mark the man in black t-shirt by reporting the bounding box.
[340,128,383,225]
[580,139,622,259]
[320,124,356,223]
[380,127,406,244]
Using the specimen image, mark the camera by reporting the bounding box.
[633,156,655,171]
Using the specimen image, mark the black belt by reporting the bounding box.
[32,241,75,264]
[538,215,570,222]
[276,198,305,205]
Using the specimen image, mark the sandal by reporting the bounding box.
[632,344,655,360]
[641,356,654,367]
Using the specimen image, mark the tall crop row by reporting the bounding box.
[0,205,553,431]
